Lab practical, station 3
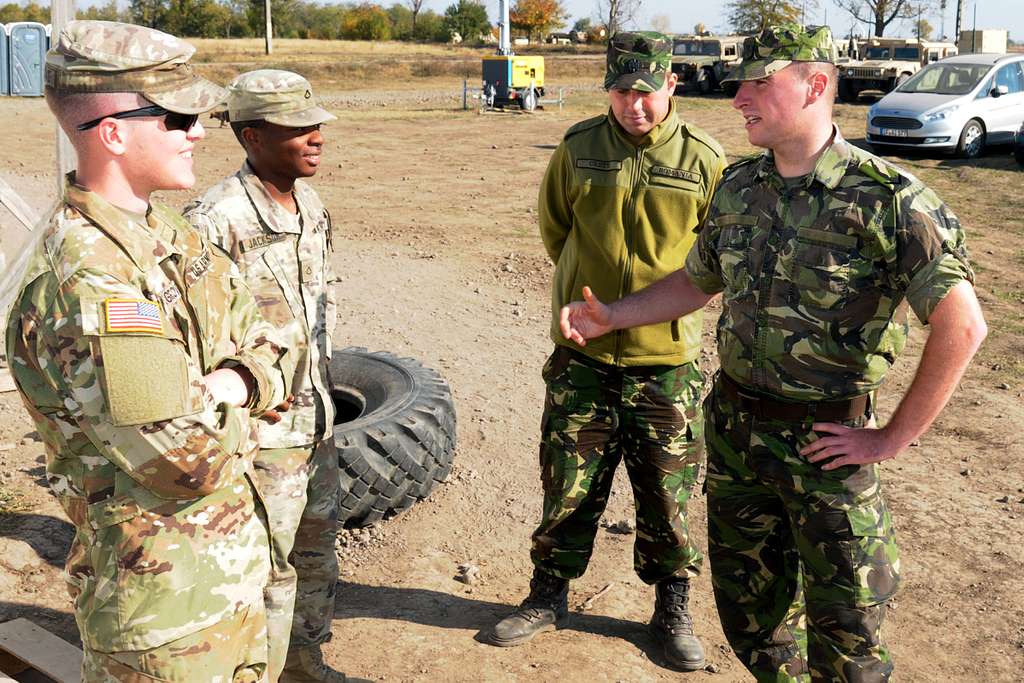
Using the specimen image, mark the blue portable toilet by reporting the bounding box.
[0,25,9,96]
[8,22,47,97]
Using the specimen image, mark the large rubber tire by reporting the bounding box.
[696,68,713,95]
[329,348,456,527]
[838,79,859,103]
[956,119,985,159]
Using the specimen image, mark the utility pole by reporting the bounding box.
[52,0,76,191]
[264,0,273,55]
[954,0,964,46]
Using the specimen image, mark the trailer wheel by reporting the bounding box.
[696,68,713,95]
[330,348,456,527]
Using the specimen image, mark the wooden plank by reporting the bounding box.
[0,618,83,683]
[0,177,38,231]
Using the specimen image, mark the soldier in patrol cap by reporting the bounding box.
[560,23,987,681]
[184,69,344,683]
[484,32,726,671]
[6,20,293,682]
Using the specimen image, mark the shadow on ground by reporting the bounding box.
[333,582,666,664]
[0,513,73,568]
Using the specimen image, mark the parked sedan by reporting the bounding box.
[865,53,1024,158]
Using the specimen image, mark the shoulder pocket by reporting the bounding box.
[99,335,193,426]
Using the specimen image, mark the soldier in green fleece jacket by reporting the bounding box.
[485,31,727,672]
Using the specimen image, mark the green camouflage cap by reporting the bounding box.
[45,20,225,114]
[604,31,672,93]
[723,23,838,82]
[227,70,336,127]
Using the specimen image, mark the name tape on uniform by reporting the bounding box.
[651,166,700,184]
[104,298,164,334]
[240,233,289,253]
[576,159,623,171]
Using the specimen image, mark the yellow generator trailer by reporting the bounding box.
[482,54,545,110]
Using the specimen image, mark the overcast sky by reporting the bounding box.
[474,0,1022,41]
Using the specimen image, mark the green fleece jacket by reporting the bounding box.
[539,99,727,366]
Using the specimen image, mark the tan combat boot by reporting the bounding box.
[280,645,350,683]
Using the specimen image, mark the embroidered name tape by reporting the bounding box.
[576,159,623,171]
[104,299,164,334]
[651,166,700,184]
[240,233,288,252]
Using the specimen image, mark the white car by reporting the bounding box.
[865,53,1024,158]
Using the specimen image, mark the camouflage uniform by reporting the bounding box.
[533,32,726,586]
[684,24,975,682]
[184,70,340,681]
[5,21,289,683]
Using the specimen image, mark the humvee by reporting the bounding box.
[838,37,957,102]
[671,34,745,95]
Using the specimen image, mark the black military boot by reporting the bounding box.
[649,577,706,671]
[487,569,569,647]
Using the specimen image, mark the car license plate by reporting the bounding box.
[880,128,909,137]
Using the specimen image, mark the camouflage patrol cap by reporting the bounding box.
[45,20,225,114]
[723,23,838,82]
[604,31,672,93]
[227,70,336,127]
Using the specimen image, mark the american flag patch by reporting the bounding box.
[104,299,164,334]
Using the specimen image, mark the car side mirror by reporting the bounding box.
[991,85,1009,97]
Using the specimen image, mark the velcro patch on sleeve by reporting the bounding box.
[240,233,289,253]
[651,166,700,184]
[576,159,623,171]
[104,299,164,335]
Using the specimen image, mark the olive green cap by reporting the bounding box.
[227,69,336,127]
[723,23,838,82]
[44,20,225,114]
[604,31,672,93]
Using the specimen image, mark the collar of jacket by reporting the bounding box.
[754,123,850,191]
[607,97,681,149]
[236,161,308,236]
[62,172,183,274]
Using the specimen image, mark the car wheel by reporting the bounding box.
[956,119,985,159]
[330,347,456,527]
[696,69,712,95]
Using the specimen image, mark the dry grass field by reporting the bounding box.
[0,39,1022,682]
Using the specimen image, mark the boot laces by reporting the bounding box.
[659,582,694,635]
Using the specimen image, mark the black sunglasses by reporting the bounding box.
[76,105,199,132]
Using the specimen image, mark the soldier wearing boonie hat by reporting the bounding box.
[185,69,346,683]
[558,22,986,682]
[7,20,294,683]
[483,31,727,673]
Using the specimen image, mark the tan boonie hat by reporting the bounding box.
[45,20,225,114]
[227,70,336,127]
[723,23,838,83]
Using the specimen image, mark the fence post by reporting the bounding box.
[463,79,467,110]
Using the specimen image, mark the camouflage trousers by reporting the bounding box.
[530,346,705,585]
[253,438,341,681]
[81,603,267,682]
[704,376,900,683]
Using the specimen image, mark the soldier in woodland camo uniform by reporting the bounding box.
[486,32,727,671]
[560,24,986,683]
[184,70,343,683]
[5,21,292,683]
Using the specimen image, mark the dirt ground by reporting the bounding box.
[0,63,1023,682]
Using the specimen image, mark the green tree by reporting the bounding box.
[341,3,391,40]
[387,2,414,39]
[442,0,490,43]
[727,0,811,34]
[572,16,592,33]
[79,0,130,21]
[129,0,168,27]
[414,9,444,40]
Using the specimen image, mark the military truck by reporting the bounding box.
[838,37,957,102]
[671,34,745,95]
